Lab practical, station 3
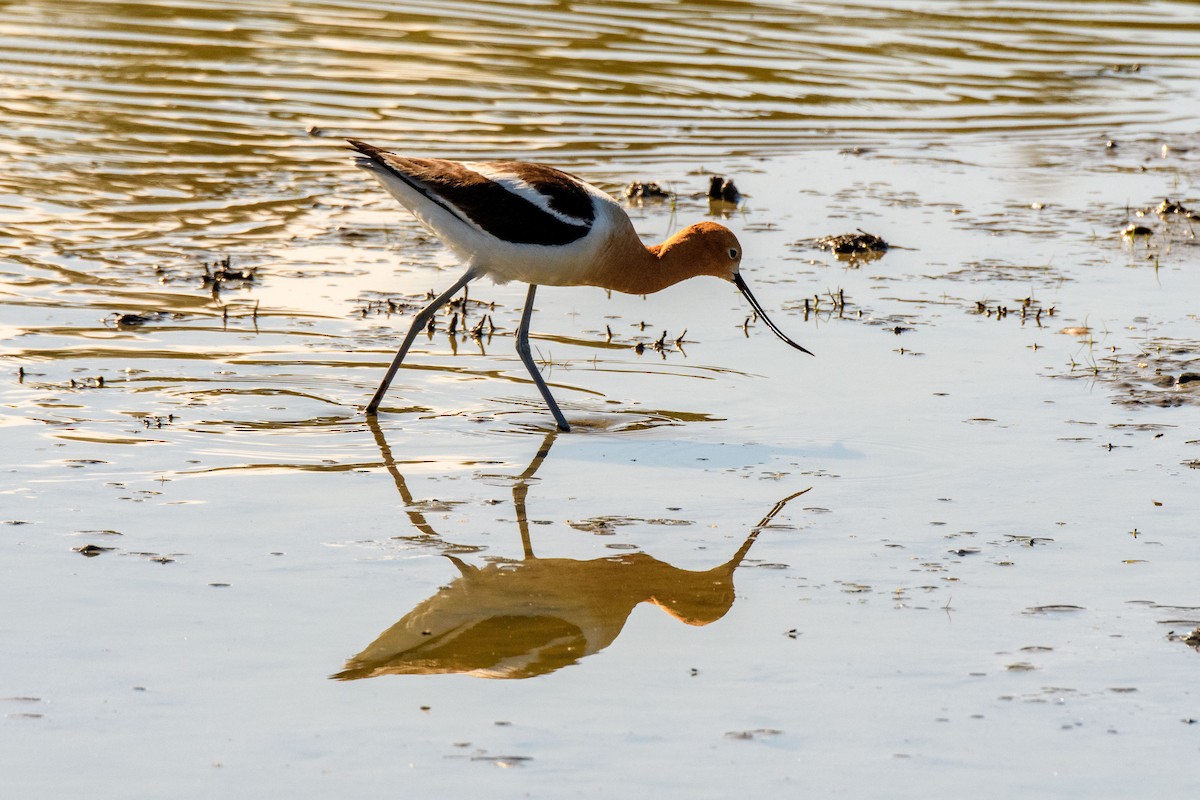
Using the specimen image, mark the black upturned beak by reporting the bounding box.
[733,273,814,356]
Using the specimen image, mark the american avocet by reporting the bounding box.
[349,139,811,431]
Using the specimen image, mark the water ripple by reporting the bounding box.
[0,0,1197,263]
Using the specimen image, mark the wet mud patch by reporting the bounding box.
[1053,336,1200,408]
[1124,601,1200,654]
[943,260,1068,287]
[352,287,499,330]
[566,515,694,535]
[500,409,725,435]
[1115,197,1198,257]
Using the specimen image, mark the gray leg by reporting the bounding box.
[515,284,570,431]
[365,268,478,415]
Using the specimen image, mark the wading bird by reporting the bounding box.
[349,139,811,431]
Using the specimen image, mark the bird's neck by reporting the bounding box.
[591,232,699,296]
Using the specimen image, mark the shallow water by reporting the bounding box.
[3,2,1200,797]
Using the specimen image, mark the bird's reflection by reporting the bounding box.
[336,419,808,680]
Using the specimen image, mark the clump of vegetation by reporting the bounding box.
[816,230,890,255]
[623,181,672,200]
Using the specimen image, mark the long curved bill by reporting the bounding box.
[733,273,814,356]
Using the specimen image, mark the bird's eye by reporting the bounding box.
[728,247,739,260]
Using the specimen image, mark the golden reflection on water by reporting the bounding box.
[335,420,808,679]
[3,0,1199,267]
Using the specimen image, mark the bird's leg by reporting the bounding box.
[365,268,478,415]
[515,284,570,432]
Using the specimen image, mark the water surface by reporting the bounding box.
[3,2,1200,797]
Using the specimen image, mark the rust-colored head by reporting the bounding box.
[656,221,744,281]
[648,221,812,355]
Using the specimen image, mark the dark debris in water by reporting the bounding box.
[815,230,890,255]
[54,375,108,391]
[1005,535,1055,547]
[780,288,856,322]
[73,543,115,557]
[792,230,892,266]
[970,295,1055,326]
[707,175,741,204]
[623,180,673,201]
[128,551,182,564]
[1150,197,1197,219]
[725,728,783,741]
[622,173,741,206]
[567,515,693,535]
[467,754,532,767]
[201,256,258,291]
[104,311,179,328]
[1121,197,1198,247]
[354,288,496,331]
[630,328,692,359]
[144,256,260,304]
[1173,627,1200,651]
[1024,604,1086,614]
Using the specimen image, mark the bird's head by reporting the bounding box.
[660,221,744,281]
[662,222,813,356]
